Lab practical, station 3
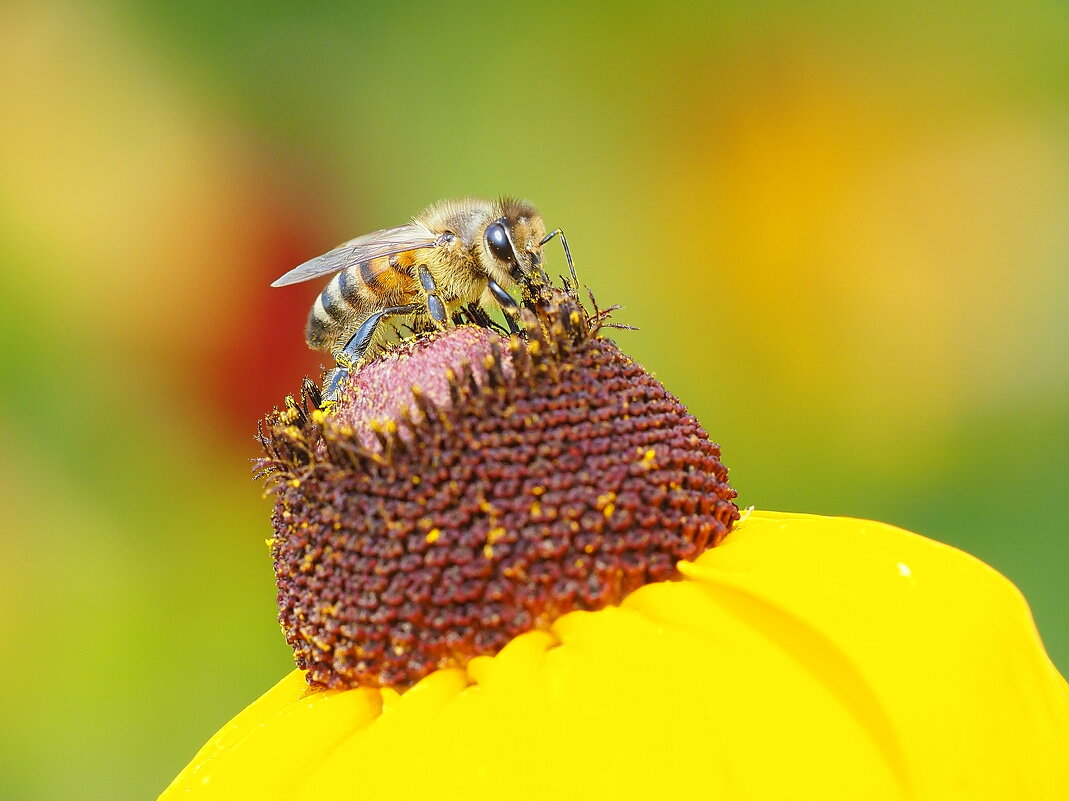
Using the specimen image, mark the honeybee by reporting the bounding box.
[272,197,571,404]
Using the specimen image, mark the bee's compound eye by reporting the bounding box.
[485,222,513,262]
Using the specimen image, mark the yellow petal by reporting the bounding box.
[163,672,381,800]
[160,512,1069,800]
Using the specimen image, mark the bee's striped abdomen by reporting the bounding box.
[305,292,340,351]
[337,265,364,303]
[305,258,415,353]
[355,261,383,297]
[306,268,358,351]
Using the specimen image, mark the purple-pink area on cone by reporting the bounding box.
[327,326,514,452]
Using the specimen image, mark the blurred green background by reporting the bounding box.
[1,1,1067,798]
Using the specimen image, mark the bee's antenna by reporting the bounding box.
[540,229,577,290]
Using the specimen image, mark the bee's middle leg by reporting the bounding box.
[417,265,450,328]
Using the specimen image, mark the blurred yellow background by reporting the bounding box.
[1,2,1066,798]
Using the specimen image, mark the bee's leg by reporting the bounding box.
[417,265,449,328]
[336,303,422,369]
[322,303,420,407]
[487,279,521,335]
[463,301,507,332]
[321,366,349,407]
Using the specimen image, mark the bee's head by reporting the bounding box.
[479,197,549,289]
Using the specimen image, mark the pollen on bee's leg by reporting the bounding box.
[257,290,739,691]
[318,367,349,406]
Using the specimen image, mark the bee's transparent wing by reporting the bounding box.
[270,224,439,287]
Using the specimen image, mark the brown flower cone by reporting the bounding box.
[257,289,738,689]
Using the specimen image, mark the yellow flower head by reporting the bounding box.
[164,287,1068,799]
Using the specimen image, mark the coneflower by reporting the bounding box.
[257,287,738,689]
[159,284,1069,801]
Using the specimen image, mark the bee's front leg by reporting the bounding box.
[487,278,521,335]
